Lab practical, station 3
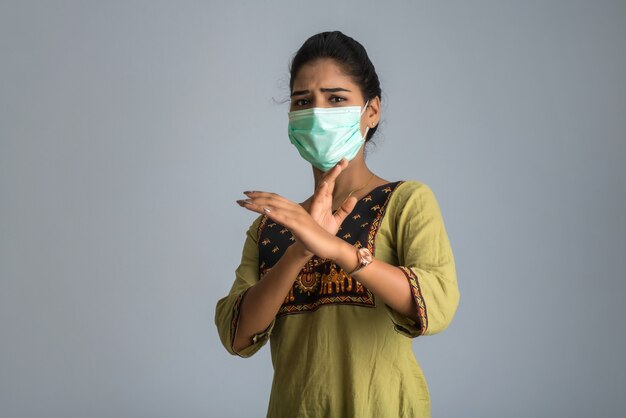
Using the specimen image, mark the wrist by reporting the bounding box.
[286,242,314,261]
[333,241,360,272]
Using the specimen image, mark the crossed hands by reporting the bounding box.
[236,159,357,260]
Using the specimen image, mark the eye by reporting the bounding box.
[293,98,310,107]
[330,96,346,103]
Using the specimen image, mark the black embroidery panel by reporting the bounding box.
[257,181,404,317]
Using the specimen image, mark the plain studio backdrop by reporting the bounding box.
[1,1,625,417]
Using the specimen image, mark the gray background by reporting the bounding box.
[1,1,625,417]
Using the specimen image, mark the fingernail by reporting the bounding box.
[243,190,254,195]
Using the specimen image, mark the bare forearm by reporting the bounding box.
[233,245,312,352]
[334,241,419,322]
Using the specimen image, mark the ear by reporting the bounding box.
[366,96,381,128]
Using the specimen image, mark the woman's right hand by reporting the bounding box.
[306,158,358,236]
[287,159,357,259]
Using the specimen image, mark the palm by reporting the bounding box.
[307,159,358,235]
[309,194,349,235]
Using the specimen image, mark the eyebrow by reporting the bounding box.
[290,87,352,97]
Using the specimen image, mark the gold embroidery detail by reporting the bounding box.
[319,267,354,295]
[295,270,321,295]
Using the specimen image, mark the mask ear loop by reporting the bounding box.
[361,99,371,140]
[360,99,370,116]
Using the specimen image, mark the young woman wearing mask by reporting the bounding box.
[215,31,460,418]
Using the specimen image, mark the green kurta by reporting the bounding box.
[215,180,460,417]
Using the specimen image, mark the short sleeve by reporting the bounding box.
[384,181,460,338]
[214,215,276,357]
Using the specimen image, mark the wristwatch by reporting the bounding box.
[348,247,374,275]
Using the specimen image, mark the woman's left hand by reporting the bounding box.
[237,191,342,260]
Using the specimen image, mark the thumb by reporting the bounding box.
[333,196,358,224]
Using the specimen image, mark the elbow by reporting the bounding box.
[424,284,460,336]
[214,292,248,357]
[232,334,252,355]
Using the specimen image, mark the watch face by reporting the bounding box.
[358,247,374,265]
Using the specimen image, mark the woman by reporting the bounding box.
[215,31,460,418]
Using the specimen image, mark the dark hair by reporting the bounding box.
[289,31,382,142]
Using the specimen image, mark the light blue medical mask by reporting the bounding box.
[287,100,370,172]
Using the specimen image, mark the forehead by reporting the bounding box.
[291,58,360,91]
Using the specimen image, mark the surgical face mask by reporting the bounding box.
[287,100,370,172]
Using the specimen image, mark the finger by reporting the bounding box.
[315,166,342,201]
[322,159,346,184]
[237,196,305,223]
[310,179,338,215]
[313,180,330,201]
[321,158,349,196]
[242,195,296,211]
[236,199,278,219]
[243,191,292,204]
[315,179,328,192]
[333,195,358,224]
[322,161,341,182]
[309,182,330,216]
[241,192,300,214]
[237,199,305,233]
